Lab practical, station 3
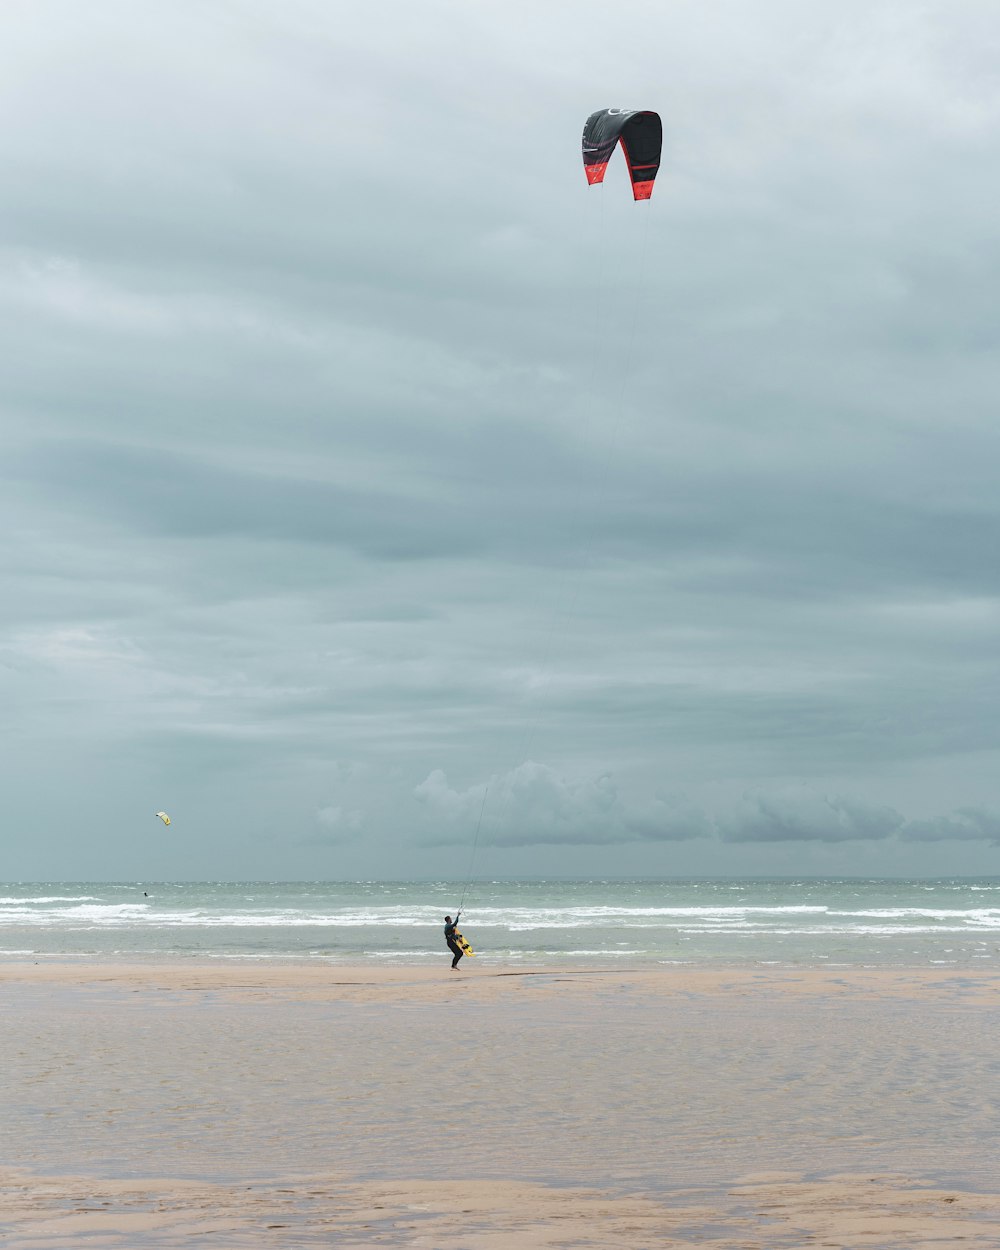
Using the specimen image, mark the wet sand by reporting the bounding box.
[2,961,998,1247]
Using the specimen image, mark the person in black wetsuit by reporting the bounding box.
[444,912,464,969]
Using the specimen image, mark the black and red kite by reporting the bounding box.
[582,109,662,201]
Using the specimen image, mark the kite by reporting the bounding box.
[582,109,662,201]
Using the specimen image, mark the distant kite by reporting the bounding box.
[582,109,662,201]
[155,811,171,826]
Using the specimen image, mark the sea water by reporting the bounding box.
[2,878,999,966]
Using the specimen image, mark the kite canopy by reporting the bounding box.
[582,109,662,200]
[155,811,171,826]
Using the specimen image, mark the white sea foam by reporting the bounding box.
[830,907,1000,920]
[679,926,980,936]
[0,896,100,905]
[2,879,999,965]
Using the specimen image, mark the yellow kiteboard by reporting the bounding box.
[454,929,475,957]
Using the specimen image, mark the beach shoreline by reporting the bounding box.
[3,960,998,1246]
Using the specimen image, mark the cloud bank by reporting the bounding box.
[415,763,713,847]
[416,768,1000,858]
[2,1,1000,877]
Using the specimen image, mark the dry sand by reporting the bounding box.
[2,961,998,1247]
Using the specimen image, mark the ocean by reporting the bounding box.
[2,878,999,966]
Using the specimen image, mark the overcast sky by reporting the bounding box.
[2,0,1000,880]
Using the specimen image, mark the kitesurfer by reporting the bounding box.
[444,912,464,969]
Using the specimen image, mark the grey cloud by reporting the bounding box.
[300,805,365,847]
[3,1,1000,877]
[17,418,1000,610]
[12,439,505,560]
[900,807,1000,845]
[415,762,711,847]
[720,788,905,843]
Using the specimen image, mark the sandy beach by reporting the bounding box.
[2,961,998,1247]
